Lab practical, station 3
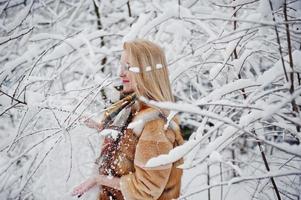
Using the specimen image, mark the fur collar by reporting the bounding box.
[127,107,180,137]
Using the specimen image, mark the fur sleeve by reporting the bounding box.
[120,119,174,200]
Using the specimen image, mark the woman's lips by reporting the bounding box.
[122,80,130,83]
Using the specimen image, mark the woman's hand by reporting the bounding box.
[71,177,97,197]
[96,175,121,190]
[79,116,103,131]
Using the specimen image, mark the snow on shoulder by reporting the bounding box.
[145,139,198,168]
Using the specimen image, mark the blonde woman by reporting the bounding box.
[71,39,184,200]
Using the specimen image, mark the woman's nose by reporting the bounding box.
[119,66,125,78]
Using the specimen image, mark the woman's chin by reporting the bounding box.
[122,87,134,94]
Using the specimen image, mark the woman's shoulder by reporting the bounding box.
[127,107,183,145]
[128,107,164,137]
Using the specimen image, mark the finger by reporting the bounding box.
[79,116,88,122]
[71,190,78,196]
[72,187,82,196]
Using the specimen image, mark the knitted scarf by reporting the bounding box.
[95,92,137,177]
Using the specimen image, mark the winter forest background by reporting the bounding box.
[1,0,301,199]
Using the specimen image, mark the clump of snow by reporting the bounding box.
[145,140,198,168]
[5,0,32,32]
[292,50,301,71]
[209,151,223,163]
[122,13,152,42]
[204,79,257,101]
[257,0,272,19]
[209,63,223,80]
[99,129,120,140]
[224,161,243,176]
[25,91,45,107]
[164,110,178,130]
[103,85,120,103]
[224,41,237,60]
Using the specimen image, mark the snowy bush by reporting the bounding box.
[1,0,301,199]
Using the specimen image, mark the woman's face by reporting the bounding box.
[119,51,135,93]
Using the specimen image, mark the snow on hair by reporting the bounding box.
[128,63,164,73]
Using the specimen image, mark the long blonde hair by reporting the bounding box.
[123,39,174,103]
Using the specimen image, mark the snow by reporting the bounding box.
[25,91,45,107]
[145,139,199,168]
[1,0,301,199]
[224,161,243,176]
[5,0,33,32]
[122,13,152,42]
[262,88,301,120]
[0,28,32,45]
[209,151,223,163]
[138,2,192,38]
[99,129,120,140]
[203,79,258,101]
[231,49,252,72]
[257,0,272,19]
[292,50,301,71]
[256,55,290,87]
[224,41,237,60]
[127,108,161,136]
[164,110,178,130]
[209,63,224,80]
